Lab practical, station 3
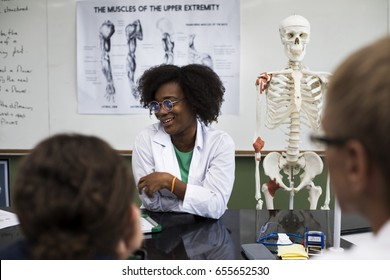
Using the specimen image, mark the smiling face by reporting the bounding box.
[154,82,197,142]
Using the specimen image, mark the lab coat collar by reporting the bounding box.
[194,119,204,151]
[152,123,171,147]
[152,119,204,151]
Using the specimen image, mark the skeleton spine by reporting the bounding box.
[286,110,300,163]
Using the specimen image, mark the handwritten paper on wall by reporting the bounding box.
[0,0,49,150]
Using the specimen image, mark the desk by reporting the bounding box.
[140,209,370,260]
[0,209,370,260]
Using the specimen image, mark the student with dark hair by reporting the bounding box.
[132,64,235,219]
[0,134,143,259]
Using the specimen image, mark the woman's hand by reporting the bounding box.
[137,172,173,197]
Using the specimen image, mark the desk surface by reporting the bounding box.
[141,209,370,260]
[0,209,370,260]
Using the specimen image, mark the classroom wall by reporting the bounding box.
[1,0,387,209]
[1,0,389,152]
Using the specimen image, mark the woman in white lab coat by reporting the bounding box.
[132,64,235,219]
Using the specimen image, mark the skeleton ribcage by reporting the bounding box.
[266,73,323,130]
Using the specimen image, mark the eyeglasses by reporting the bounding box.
[148,99,183,114]
[310,134,347,147]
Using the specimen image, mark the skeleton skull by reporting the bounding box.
[279,15,310,62]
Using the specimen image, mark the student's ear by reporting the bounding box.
[344,139,370,194]
[117,204,143,259]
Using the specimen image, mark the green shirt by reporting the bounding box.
[173,145,193,184]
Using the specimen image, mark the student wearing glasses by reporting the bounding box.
[313,36,390,259]
[132,64,235,219]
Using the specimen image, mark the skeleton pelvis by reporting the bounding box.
[263,151,323,193]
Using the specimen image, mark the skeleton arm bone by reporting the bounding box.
[255,159,263,210]
[253,87,265,208]
[253,136,264,209]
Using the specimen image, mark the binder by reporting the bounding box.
[141,214,162,234]
[241,243,276,260]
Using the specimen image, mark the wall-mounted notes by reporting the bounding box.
[0,0,49,149]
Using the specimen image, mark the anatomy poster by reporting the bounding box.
[76,0,240,114]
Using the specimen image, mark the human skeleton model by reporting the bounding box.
[253,15,331,210]
[99,20,116,102]
[126,19,143,99]
[156,18,175,64]
[188,34,214,69]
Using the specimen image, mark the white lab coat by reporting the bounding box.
[316,219,390,259]
[132,120,235,219]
